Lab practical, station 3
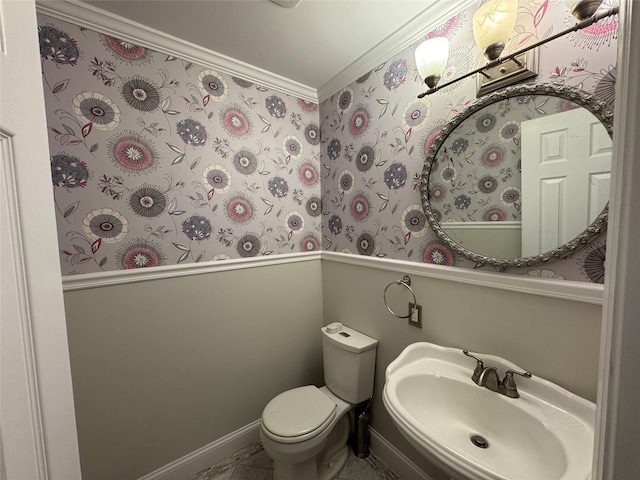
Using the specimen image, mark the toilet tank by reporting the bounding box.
[322,323,378,404]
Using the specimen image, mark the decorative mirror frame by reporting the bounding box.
[419,83,614,268]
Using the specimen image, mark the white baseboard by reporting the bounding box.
[369,428,433,480]
[136,420,432,480]
[137,420,261,480]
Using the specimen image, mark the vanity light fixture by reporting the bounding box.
[472,0,536,97]
[565,0,605,21]
[414,37,450,90]
[417,0,617,98]
[472,0,518,61]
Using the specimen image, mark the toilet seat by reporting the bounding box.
[262,386,336,443]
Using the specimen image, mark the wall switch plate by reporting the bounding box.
[408,303,422,328]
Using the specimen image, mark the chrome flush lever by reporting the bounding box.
[463,350,485,384]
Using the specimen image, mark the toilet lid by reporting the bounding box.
[262,385,336,438]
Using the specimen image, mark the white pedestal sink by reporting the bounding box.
[383,342,595,480]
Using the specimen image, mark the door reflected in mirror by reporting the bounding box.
[520,108,611,256]
[421,84,613,267]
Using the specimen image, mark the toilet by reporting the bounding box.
[260,322,378,480]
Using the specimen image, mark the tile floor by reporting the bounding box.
[191,442,400,480]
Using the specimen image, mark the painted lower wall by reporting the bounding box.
[62,255,602,479]
[321,258,602,479]
[62,259,324,479]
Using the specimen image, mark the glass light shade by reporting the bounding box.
[472,0,518,57]
[415,37,450,81]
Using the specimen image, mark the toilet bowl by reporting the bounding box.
[260,323,378,480]
[260,386,351,480]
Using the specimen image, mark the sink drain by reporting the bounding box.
[470,434,489,449]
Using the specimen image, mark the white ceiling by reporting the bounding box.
[76,0,471,97]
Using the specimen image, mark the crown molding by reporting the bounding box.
[317,0,477,102]
[37,0,479,104]
[36,0,318,102]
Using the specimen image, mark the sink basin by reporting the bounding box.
[383,342,596,480]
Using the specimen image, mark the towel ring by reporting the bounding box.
[383,275,417,319]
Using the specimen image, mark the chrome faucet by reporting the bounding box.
[477,366,500,391]
[463,350,532,398]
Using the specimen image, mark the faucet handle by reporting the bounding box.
[505,369,532,380]
[501,369,532,398]
[463,350,485,383]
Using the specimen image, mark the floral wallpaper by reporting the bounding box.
[39,14,322,276]
[319,0,617,283]
[39,0,617,284]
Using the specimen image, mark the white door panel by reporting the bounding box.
[521,108,612,256]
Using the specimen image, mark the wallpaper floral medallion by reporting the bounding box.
[40,0,617,283]
[39,15,321,275]
[319,0,617,283]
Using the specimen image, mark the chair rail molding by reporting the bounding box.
[62,249,603,305]
[322,252,604,305]
[62,252,322,291]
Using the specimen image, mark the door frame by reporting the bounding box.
[593,0,640,477]
[1,0,81,478]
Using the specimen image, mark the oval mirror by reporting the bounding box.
[420,83,613,268]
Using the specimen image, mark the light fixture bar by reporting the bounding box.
[418,6,619,98]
